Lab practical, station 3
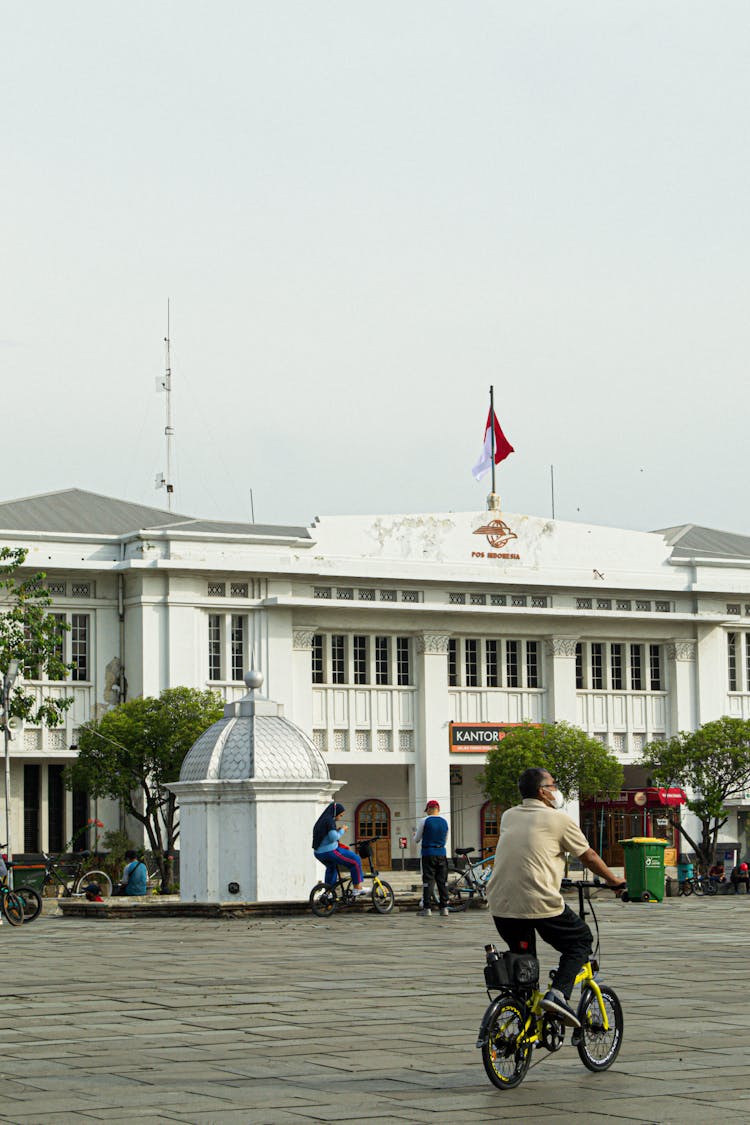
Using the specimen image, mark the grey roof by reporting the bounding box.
[180,714,329,782]
[0,489,311,540]
[656,524,750,561]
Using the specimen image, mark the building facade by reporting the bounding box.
[3,490,750,866]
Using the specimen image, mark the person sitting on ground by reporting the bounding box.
[487,767,626,1029]
[312,802,366,895]
[121,850,148,896]
[708,862,726,884]
[83,882,103,902]
[730,862,750,894]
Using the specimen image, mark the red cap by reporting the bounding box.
[741,863,748,871]
[425,800,440,812]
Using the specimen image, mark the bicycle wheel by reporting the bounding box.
[75,870,113,898]
[705,880,719,896]
[576,985,624,1072]
[2,890,25,927]
[371,880,394,914]
[309,882,337,917]
[680,880,694,896]
[446,874,470,913]
[481,998,531,1090]
[15,886,42,923]
[693,878,705,897]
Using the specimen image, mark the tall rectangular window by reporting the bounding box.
[465,639,479,687]
[208,615,221,680]
[396,637,411,686]
[728,633,738,691]
[375,636,390,685]
[610,643,623,691]
[231,615,245,681]
[526,641,539,688]
[50,613,66,677]
[649,645,662,691]
[331,635,346,684]
[353,635,368,685]
[506,640,519,688]
[485,640,499,687]
[311,635,324,684]
[575,643,584,689]
[48,764,65,853]
[24,763,40,853]
[71,614,89,682]
[630,644,643,690]
[591,643,604,690]
[745,635,750,694]
[447,638,457,687]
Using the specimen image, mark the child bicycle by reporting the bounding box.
[476,880,624,1090]
[446,846,494,912]
[310,839,395,916]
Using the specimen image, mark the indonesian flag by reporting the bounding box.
[472,409,514,480]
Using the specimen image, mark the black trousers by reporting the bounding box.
[421,855,449,909]
[493,906,593,999]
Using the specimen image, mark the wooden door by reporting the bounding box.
[355,799,391,871]
[481,801,503,855]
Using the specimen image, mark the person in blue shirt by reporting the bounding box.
[121,850,148,896]
[413,800,449,917]
[311,802,366,894]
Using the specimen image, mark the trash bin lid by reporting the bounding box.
[621,837,668,845]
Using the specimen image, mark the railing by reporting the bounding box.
[576,690,668,743]
[312,685,416,755]
[448,688,545,724]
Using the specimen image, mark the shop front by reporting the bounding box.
[580,787,685,868]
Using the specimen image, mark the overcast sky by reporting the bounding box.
[3,3,748,534]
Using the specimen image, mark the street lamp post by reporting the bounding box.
[3,660,20,877]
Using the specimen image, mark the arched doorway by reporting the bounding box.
[355,799,391,872]
[480,800,504,855]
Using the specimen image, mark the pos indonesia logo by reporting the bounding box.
[473,518,518,550]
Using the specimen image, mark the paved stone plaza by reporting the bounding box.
[2,895,749,1123]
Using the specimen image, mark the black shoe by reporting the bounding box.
[540,990,581,1028]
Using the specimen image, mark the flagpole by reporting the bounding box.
[489,384,496,496]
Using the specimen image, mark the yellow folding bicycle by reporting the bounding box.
[476,880,624,1089]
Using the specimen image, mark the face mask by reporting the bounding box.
[549,790,565,810]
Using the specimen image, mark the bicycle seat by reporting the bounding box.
[454,847,477,856]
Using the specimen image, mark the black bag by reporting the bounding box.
[112,883,127,897]
[484,951,540,991]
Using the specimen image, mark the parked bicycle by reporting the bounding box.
[678,874,718,897]
[0,847,37,925]
[310,839,395,916]
[476,880,624,1090]
[446,846,494,912]
[39,850,113,898]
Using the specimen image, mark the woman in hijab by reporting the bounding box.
[312,802,366,894]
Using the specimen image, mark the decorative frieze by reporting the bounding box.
[668,640,696,662]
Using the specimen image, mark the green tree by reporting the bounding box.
[479,722,624,810]
[0,547,73,725]
[66,687,224,892]
[640,717,750,872]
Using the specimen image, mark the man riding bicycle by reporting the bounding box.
[486,767,626,1028]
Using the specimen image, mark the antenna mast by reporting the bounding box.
[156,301,175,510]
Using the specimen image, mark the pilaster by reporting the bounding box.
[544,636,579,724]
[414,633,451,837]
[667,638,697,733]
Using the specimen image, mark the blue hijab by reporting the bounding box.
[312,802,344,850]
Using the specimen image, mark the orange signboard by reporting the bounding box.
[449,722,539,752]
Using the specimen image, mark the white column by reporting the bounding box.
[544,637,579,724]
[667,640,697,734]
[291,629,315,736]
[415,633,451,838]
[696,623,728,724]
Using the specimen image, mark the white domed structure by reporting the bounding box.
[170,672,341,903]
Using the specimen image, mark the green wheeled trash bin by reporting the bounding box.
[621,838,668,902]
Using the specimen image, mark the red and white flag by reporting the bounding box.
[472,409,514,480]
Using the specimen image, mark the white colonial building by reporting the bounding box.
[3,488,750,869]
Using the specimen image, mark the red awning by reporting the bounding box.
[646,787,687,807]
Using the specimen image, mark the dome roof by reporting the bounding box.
[179,673,329,783]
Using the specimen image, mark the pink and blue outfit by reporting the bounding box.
[312,802,364,887]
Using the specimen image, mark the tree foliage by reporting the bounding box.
[479,722,624,810]
[66,687,224,891]
[0,547,73,726]
[640,717,750,871]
